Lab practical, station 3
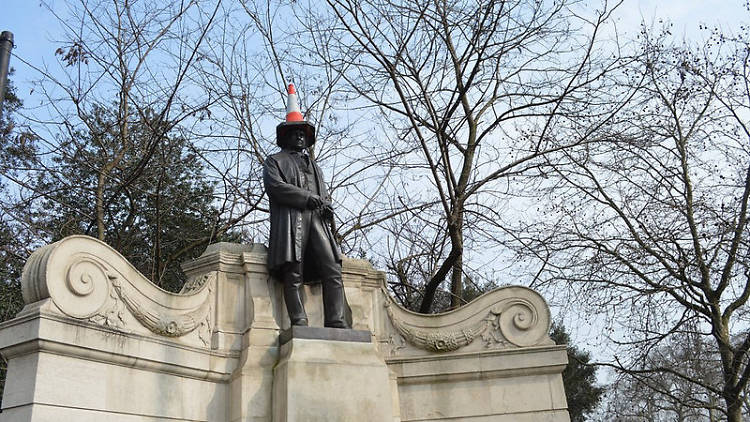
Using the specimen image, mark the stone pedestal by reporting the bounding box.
[272,326,394,422]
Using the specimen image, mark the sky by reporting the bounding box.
[3,1,61,85]
[0,0,746,123]
[1,0,747,90]
[615,0,746,33]
[1,0,749,375]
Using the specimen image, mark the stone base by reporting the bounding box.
[272,327,394,422]
[387,346,569,421]
[0,311,231,422]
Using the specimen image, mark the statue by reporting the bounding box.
[263,83,349,329]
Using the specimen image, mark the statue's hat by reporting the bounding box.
[276,83,316,147]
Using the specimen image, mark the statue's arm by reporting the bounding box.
[263,157,312,210]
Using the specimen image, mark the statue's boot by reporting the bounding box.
[323,277,349,329]
[282,271,308,326]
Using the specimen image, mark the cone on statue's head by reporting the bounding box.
[276,83,316,148]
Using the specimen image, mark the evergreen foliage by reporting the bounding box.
[0,74,239,408]
[31,105,234,291]
[550,323,606,422]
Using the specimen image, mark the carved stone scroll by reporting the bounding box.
[20,235,214,346]
[382,285,552,354]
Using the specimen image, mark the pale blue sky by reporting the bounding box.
[3,1,62,87]
[616,0,746,32]
[1,0,747,92]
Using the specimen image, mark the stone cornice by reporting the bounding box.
[385,344,568,383]
[0,310,239,382]
[20,235,215,348]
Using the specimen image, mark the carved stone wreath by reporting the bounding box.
[110,274,213,344]
[384,302,506,352]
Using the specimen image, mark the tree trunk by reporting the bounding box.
[418,246,461,313]
[449,210,464,309]
[726,398,742,422]
[96,170,106,240]
[450,249,463,309]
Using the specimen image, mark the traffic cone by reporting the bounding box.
[286,83,304,122]
[276,83,315,148]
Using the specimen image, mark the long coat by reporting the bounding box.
[263,150,341,281]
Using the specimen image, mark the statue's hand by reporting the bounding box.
[306,195,324,210]
[320,203,334,220]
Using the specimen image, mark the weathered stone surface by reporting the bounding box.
[273,336,394,422]
[388,346,569,421]
[0,236,570,421]
[0,318,232,421]
[379,284,554,356]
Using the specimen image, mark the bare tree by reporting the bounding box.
[192,0,419,256]
[601,329,726,421]
[4,0,249,289]
[298,0,626,312]
[520,23,750,421]
[6,0,414,290]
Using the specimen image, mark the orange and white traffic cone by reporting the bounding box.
[276,82,316,148]
[286,83,304,122]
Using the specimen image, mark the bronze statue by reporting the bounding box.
[263,84,349,329]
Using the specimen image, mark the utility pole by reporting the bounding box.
[0,31,14,119]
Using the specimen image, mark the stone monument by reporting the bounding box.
[0,84,570,421]
[0,236,569,421]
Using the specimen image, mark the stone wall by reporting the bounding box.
[0,235,569,421]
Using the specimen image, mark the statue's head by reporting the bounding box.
[276,121,316,150]
[279,127,311,151]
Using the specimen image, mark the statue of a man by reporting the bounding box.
[263,83,349,329]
